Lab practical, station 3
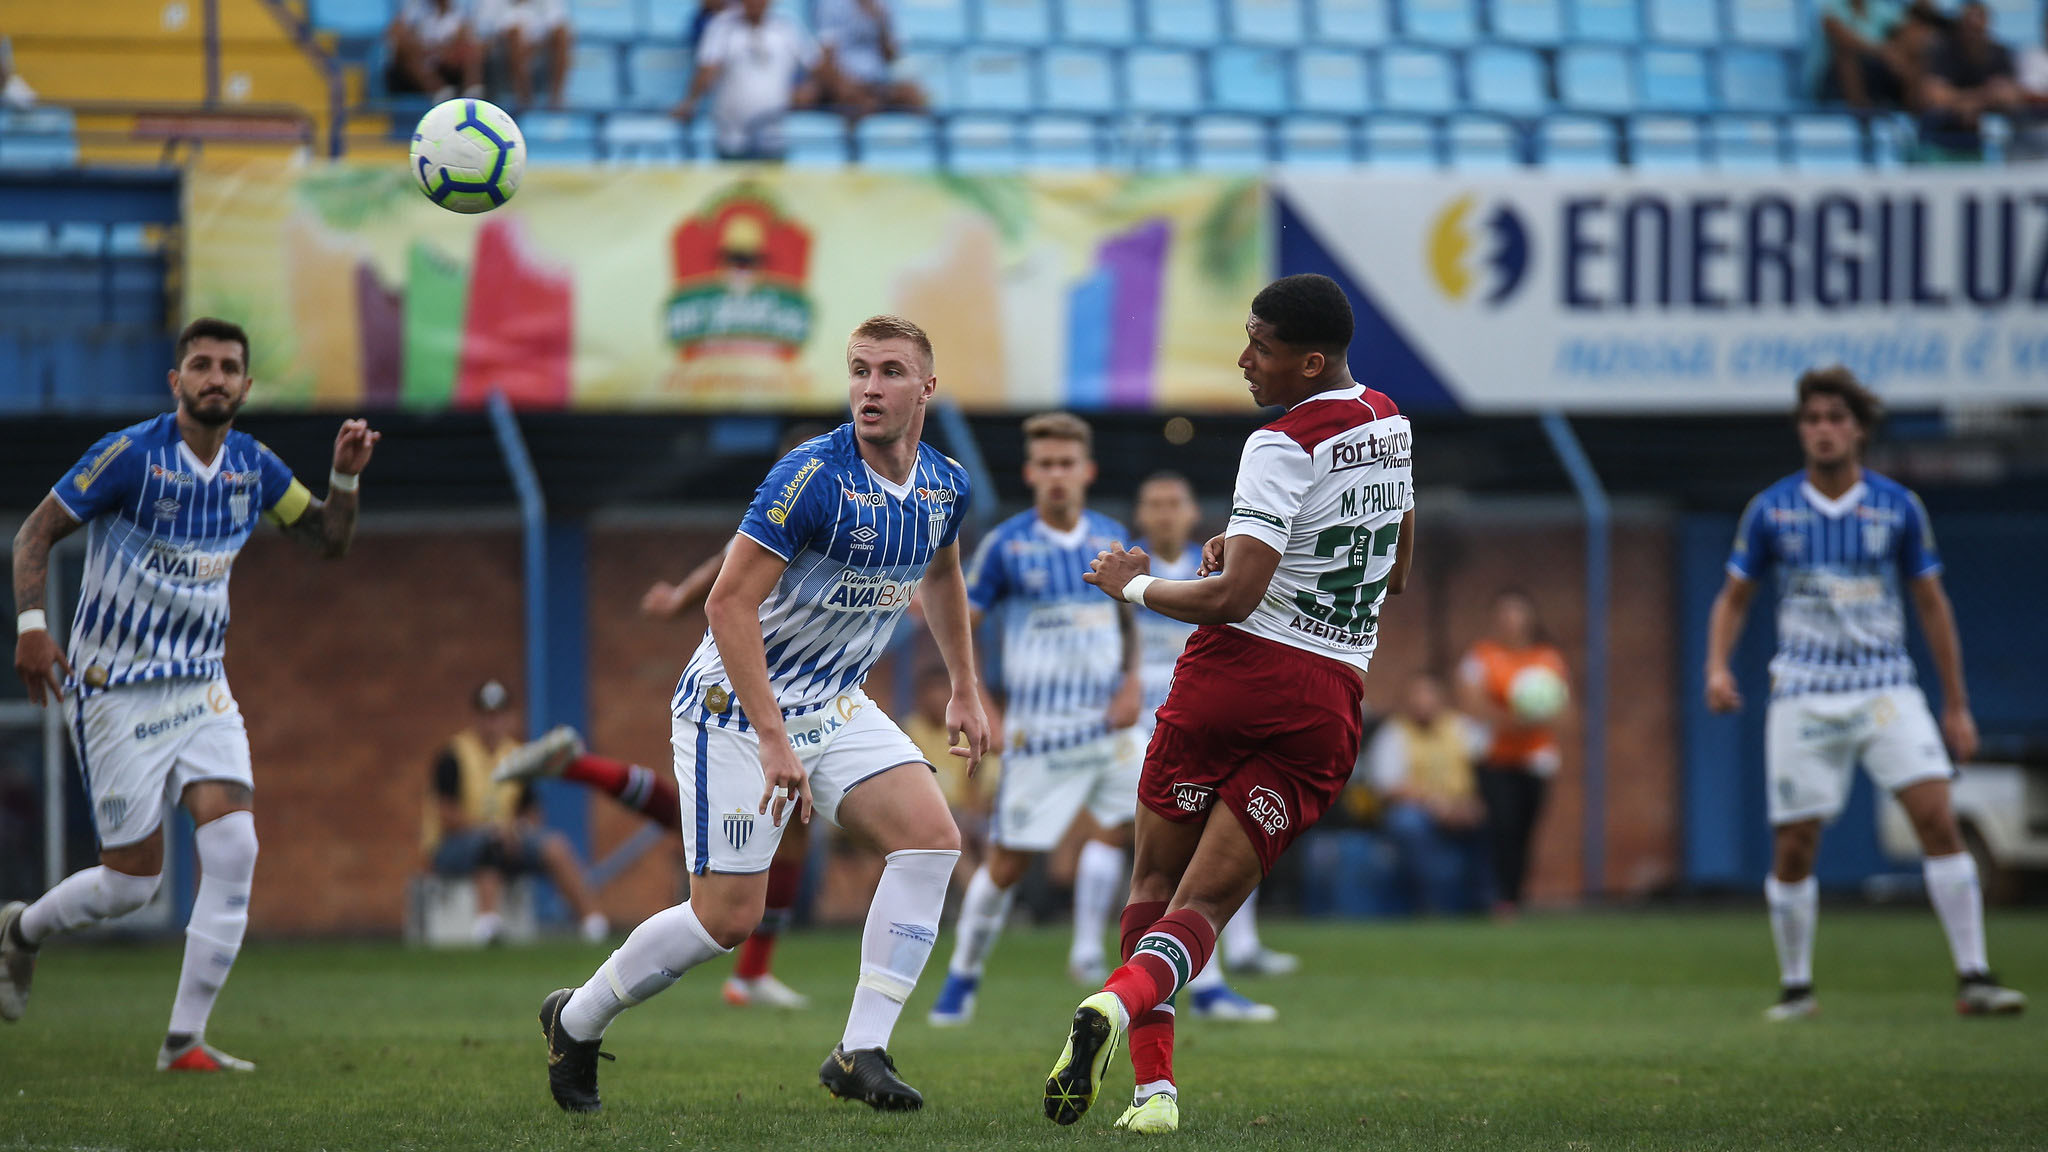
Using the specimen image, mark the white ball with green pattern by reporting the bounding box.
[410,97,525,214]
[1508,664,1569,723]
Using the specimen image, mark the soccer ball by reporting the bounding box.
[1508,664,1569,724]
[410,98,525,214]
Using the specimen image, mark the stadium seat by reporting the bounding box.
[1061,0,1139,43]
[1447,116,1522,166]
[1379,48,1458,113]
[784,111,853,166]
[0,107,78,168]
[1984,0,2041,46]
[1363,116,1440,167]
[520,111,601,164]
[1490,0,1566,42]
[1295,48,1373,112]
[1401,0,1480,43]
[602,114,686,163]
[644,0,699,36]
[857,113,940,168]
[1718,49,1793,111]
[1145,0,1226,44]
[1708,114,1782,167]
[1627,114,1707,167]
[0,222,52,254]
[897,52,957,109]
[310,0,391,38]
[1041,49,1119,113]
[1232,0,1310,44]
[1728,0,1802,46]
[1570,0,1643,41]
[1559,46,1636,112]
[1126,49,1204,113]
[1190,115,1271,169]
[957,48,1035,111]
[627,44,692,109]
[981,0,1053,44]
[1641,48,1713,111]
[1647,0,1720,43]
[1869,112,1914,166]
[1788,114,1866,168]
[564,43,621,109]
[1025,115,1101,166]
[1278,116,1358,165]
[946,116,1024,168]
[49,223,102,257]
[1467,46,1549,114]
[1210,47,1290,112]
[897,0,971,44]
[1314,0,1394,43]
[1539,115,1620,167]
[569,0,637,38]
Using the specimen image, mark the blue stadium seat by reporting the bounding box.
[645,0,699,36]
[1985,0,2042,46]
[1191,115,1271,169]
[1869,112,1913,166]
[1447,116,1522,166]
[1467,46,1548,114]
[1232,0,1309,44]
[1491,0,1565,42]
[1570,0,1643,41]
[53,223,110,255]
[564,43,621,108]
[627,44,692,109]
[107,223,156,257]
[1641,48,1712,111]
[981,0,1053,44]
[0,107,78,169]
[569,0,637,38]
[1627,114,1707,167]
[1788,114,1866,168]
[310,0,391,38]
[1708,114,1782,167]
[1279,117,1358,165]
[897,0,971,44]
[1362,116,1439,167]
[957,48,1035,110]
[1145,0,1226,44]
[602,114,686,163]
[1718,49,1792,110]
[1061,0,1138,43]
[520,111,601,164]
[1559,46,1635,112]
[1401,0,1480,43]
[1295,48,1373,112]
[945,116,1024,168]
[785,111,853,166]
[897,52,957,109]
[857,113,940,168]
[1314,0,1394,43]
[1025,116,1101,166]
[0,222,52,254]
[1538,115,1620,167]
[1126,49,1204,113]
[1728,0,1802,46]
[1647,0,1720,43]
[1211,47,1291,112]
[1379,48,1458,113]
[1041,49,1119,113]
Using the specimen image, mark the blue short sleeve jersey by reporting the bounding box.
[1726,470,1941,698]
[674,425,972,725]
[1133,540,1203,719]
[52,413,303,697]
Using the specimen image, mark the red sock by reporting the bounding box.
[564,755,681,833]
[1117,900,1177,1088]
[733,855,806,980]
[1103,909,1216,1024]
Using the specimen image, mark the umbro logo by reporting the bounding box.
[849,525,878,544]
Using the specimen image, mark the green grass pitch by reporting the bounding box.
[2,911,2043,1150]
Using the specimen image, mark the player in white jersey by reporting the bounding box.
[1,318,379,1071]
[1039,275,1415,1133]
[536,316,990,1115]
[1704,367,2025,1020]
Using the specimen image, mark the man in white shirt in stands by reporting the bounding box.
[674,0,829,161]
[815,0,925,114]
[386,0,482,103]
[476,0,573,109]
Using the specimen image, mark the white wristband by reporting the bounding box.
[16,609,47,635]
[1122,574,1156,608]
[329,468,360,493]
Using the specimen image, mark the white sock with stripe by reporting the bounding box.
[843,848,957,1051]
[1764,874,1817,988]
[561,901,727,1041]
[945,864,1013,978]
[1069,840,1125,972]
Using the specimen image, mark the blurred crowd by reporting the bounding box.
[1817,0,2048,153]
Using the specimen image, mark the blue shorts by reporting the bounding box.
[430,826,548,877]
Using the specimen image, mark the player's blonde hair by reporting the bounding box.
[848,315,934,372]
[1022,411,1093,454]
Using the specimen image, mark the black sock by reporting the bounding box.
[165,1031,194,1050]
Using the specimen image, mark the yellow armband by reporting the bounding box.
[264,478,313,527]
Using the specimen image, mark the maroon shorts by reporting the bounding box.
[1140,625,1365,874]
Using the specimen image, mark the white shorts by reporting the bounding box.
[991,730,1141,852]
[477,0,567,38]
[1765,685,1952,825]
[673,687,928,875]
[65,677,253,849]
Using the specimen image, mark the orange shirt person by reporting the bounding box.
[1457,589,1571,916]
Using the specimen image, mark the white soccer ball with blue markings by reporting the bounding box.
[410,97,525,214]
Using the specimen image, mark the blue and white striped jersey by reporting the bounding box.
[674,425,971,726]
[1133,539,1202,721]
[967,508,1128,757]
[51,414,306,698]
[1727,470,1941,699]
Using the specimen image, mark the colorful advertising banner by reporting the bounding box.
[185,161,1270,412]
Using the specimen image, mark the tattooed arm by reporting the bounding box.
[276,419,379,559]
[12,495,82,704]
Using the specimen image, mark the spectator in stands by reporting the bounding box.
[1458,589,1572,920]
[673,0,830,161]
[386,0,483,103]
[1919,0,2027,153]
[476,0,572,109]
[816,0,926,115]
[423,680,608,945]
[1815,0,1932,108]
[1365,671,1489,915]
[689,0,734,48]
[1,36,36,110]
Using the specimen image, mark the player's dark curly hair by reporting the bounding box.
[1795,365,1882,430]
[1250,274,1354,351]
[174,317,250,371]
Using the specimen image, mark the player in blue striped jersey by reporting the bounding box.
[1705,367,2024,1019]
[537,315,991,1116]
[1,318,379,1070]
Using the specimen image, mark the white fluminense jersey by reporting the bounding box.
[1223,383,1411,673]
[1134,540,1201,718]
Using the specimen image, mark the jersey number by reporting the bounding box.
[1294,522,1400,634]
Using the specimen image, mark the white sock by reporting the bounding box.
[169,812,257,1038]
[1069,841,1125,970]
[1923,852,1989,976]
[1221,889,1264,967]
[471,911,503,944]
[561,901,727,1041]
[19,865,161,945]
[945,864,1014,978]
[1764,874,1818,988]
[843,848,957,1052]
[579,912,610,943]
[1186,952,1226,993]
[1135,1078,1178,1102]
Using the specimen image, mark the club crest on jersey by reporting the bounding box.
[705,684,731,713]
[229,492,250,523]
[1172,782,1215,813]
[928,504,947,543]
[1245,786,1289,835]
[1862,521,1890,554]
[723,808,755,851]
[153,497,180,520]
